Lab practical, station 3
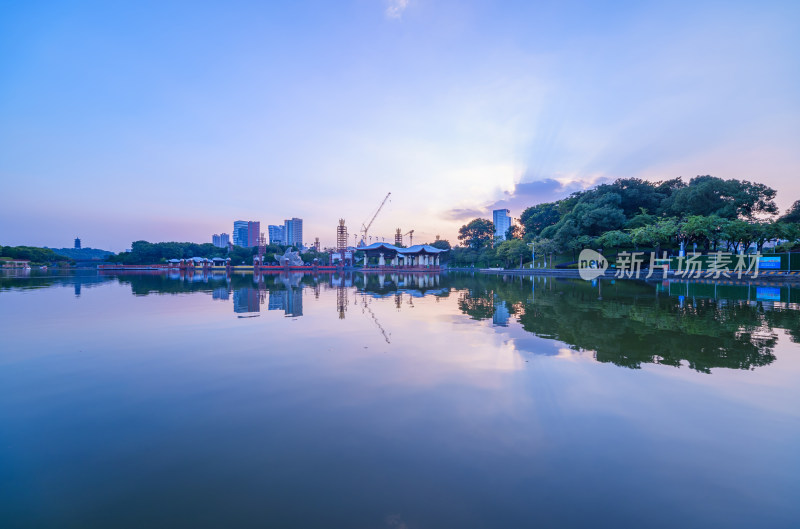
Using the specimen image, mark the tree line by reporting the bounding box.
[108,240,331,265]
[451,175,800,268]
[0,246,72,265]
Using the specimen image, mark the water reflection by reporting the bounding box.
[3,269,800,528]
[455,274,800,373]
[3,270,798,374]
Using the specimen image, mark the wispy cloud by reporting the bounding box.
[441,207,486,221]
[443,176,608,221]
[487,176,609,215]
[385,514,408,529]
[385,0,409,19]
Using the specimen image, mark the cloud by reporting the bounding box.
[441,207,486,221]
[443,176,607,221]
[385,0,409,19]
[385,514,408,529]
[487,177,608,214]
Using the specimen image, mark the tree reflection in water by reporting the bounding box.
[449,274,800,373]
[4,270,797,373]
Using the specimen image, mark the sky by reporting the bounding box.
[1,0,798,251]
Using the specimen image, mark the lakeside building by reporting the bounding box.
[268,225,285,245]
[247,221,261,247]
[216,233,229,247]
[233,221,249,247]
[284,218,303,247]
[231,220,260,248]
[355,242,447,270]
[212,233,230,248]
[493,209,511,241]
[1,259,31,269]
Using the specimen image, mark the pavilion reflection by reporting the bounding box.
[357,272,448,298]
[7,270,799,373]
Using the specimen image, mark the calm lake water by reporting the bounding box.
[1,270,798,528]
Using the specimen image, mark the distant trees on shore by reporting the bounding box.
[0,246,71,265]
[450,175,800,268]
[107,240,330,265]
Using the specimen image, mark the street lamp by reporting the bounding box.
[527,241,535,268]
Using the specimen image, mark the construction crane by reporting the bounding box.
[359,192,391,246]
[404,230,414,246]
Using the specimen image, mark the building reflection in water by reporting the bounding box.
[217,273,306,317]
[266,288,303,317]
[10,269,799,374]
[492,296,510,327]
[212,287,229,300]
[233,287,262,315]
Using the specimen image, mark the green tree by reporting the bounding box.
[477,246,499,267]
[630,218,678,254]
[662,176,777,220]
[678,215,730,252]
[520,202,561,236]
[779,200,800,223]
[722,219,757,253]
[533,237,560,268]
[625,208,657,229]
[753,221,784,253]
[0,246,71,265]
[495,239,530,268]
[597,230,632,251]
[430,239,452,250]
[505,224,524,240]
[450,247,479,267]
[457,218,495,249]
[603,178,679,218]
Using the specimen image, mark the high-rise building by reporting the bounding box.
[284,218,303,247]
[233,221,249,247]
[74,237,81,249]
[268,225,285,245]
[212,233,230,248]
[493,209,511,241]
[247,221,261,248]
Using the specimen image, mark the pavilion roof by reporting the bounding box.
[357,242,448,254]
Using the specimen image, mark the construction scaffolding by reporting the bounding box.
[337,219,348,252]
[333,219,353,267]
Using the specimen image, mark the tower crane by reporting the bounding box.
[359,192,391,246]
[403,229,414,246]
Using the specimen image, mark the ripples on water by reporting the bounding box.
[1,270,798,528]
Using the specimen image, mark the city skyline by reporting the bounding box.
[1,1,798,251]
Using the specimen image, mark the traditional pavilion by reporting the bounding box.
[356,242,447,271]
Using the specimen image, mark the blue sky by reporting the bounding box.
[1,0,798,250]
